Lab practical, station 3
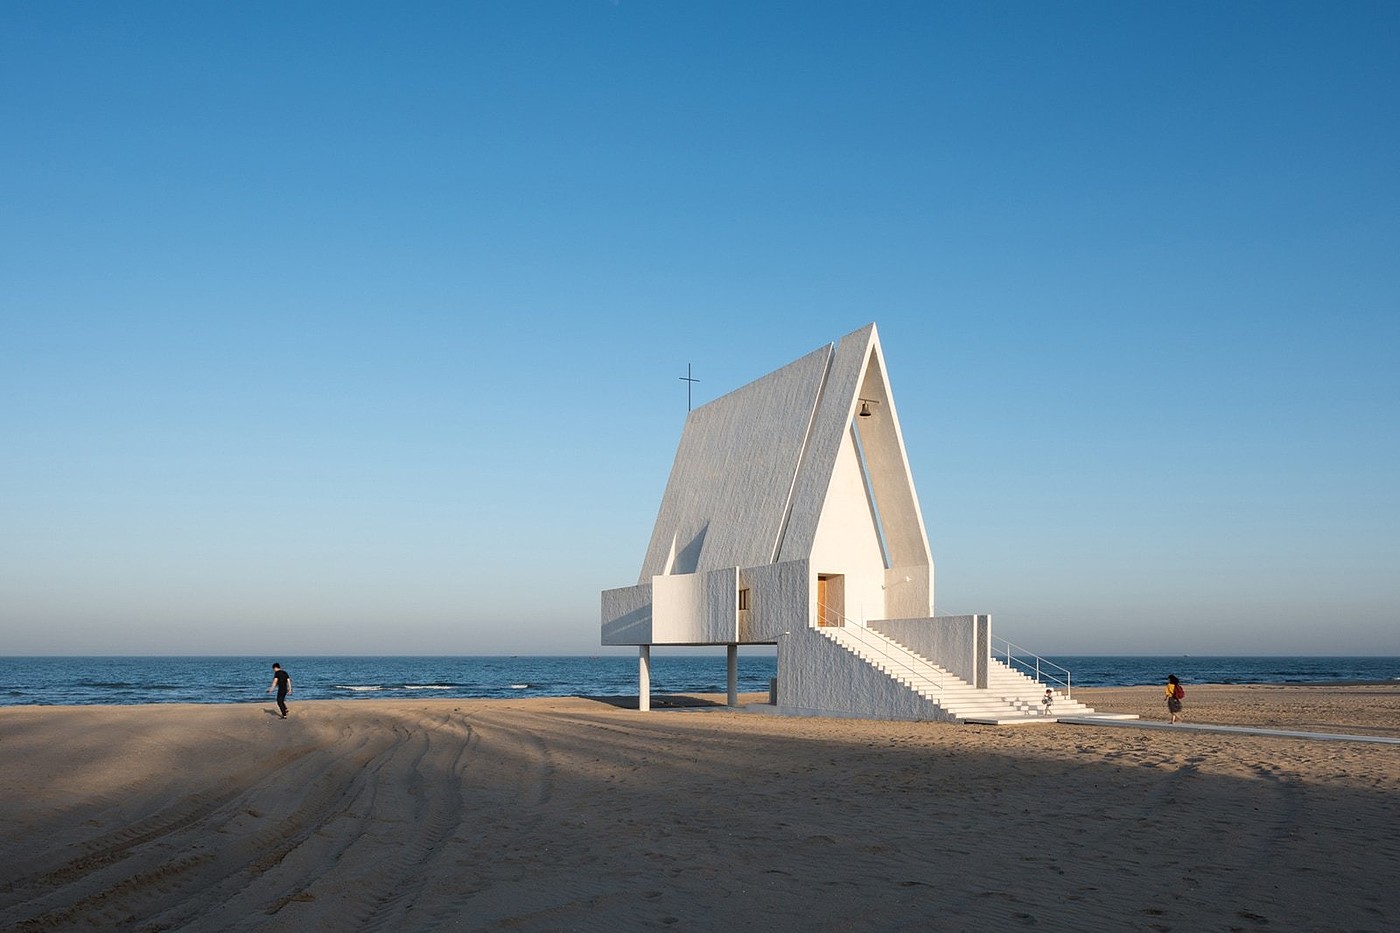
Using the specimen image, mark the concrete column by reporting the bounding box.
[727,644,738,707]
[975,614,991,689]
[638,645,651,712]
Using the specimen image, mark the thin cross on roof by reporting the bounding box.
[679,363,699,411]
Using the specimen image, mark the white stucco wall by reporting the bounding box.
[739,559,809,643]
[868,615,990,687]
[883,565,932,621]
[651,574,702,644]
[777,325,873,564]
[600,583,653,646]
[701,567,739,643]
[653,572,738,645]
[808,426,888,625]
[602,323,956,725]
[853,349,933,616]
[775,325,933,618]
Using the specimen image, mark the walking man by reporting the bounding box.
[268,663,292,718]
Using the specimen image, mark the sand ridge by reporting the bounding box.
[2,686,1398,931]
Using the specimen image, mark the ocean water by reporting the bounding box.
[1043,655,1400,689]
[0,655,1396,707]
[0,655,778,707]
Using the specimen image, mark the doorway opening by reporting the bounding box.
[816,574,845,627]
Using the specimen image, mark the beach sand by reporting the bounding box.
[2,686,1398,931]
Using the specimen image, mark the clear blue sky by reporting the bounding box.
[3,2,1396,656]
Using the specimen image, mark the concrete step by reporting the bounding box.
[962,712,1141,725]
[959,713,1063,725]
[826,626,1111,724]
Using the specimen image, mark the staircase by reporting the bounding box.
[817,624,1136,724]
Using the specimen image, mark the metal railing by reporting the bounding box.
[992,636,1072,697]
[819,607,944,693]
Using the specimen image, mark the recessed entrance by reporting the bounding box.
[817,574,845,627]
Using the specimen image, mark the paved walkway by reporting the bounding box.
[1056,716,1400,745]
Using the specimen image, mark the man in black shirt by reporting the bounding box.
[268,663,292,718]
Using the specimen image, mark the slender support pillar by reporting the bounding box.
[975,614,991,689]
[727,644,738,707]
[638,645,651,712]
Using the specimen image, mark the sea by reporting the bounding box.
[1,655,1397,708]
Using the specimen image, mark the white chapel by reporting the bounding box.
[602,324,1126,723]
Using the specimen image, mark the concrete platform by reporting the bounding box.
[960,714,1061,726]
[962,712,1141,726]
[1056,717,1400,745]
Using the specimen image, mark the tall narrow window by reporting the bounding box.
[737,588,750,611]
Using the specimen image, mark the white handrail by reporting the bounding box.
[819,606,943,693]
[992,636,1072,698]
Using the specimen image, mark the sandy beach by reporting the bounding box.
[2,686,1398,931]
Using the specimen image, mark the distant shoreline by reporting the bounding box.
[4,681,1398,714]
[3,655,1396,708]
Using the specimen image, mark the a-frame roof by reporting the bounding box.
[638,323,932,581]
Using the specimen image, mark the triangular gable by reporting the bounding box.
[637,323,933,614]
[777,323,934,610]
[849,336,934,580]
[775,324,874,562]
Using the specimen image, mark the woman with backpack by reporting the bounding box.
[1165,674,1185,723]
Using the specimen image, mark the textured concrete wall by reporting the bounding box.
[600,583,653,646]
[776,627,951,721]
[603,569,740,646]
[778,325,873,564]
[975,614,990,688]
[702,567,739,643]
[869,616,984,685]
[638,344,831,581]
[883,565,932,621]
[740,559,808,642]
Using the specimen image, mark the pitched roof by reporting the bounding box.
[638,323,931,582]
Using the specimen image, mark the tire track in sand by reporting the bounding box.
[290,708,478,932]
[1,714,398,930]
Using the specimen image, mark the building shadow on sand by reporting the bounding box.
[580,694,734,710]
